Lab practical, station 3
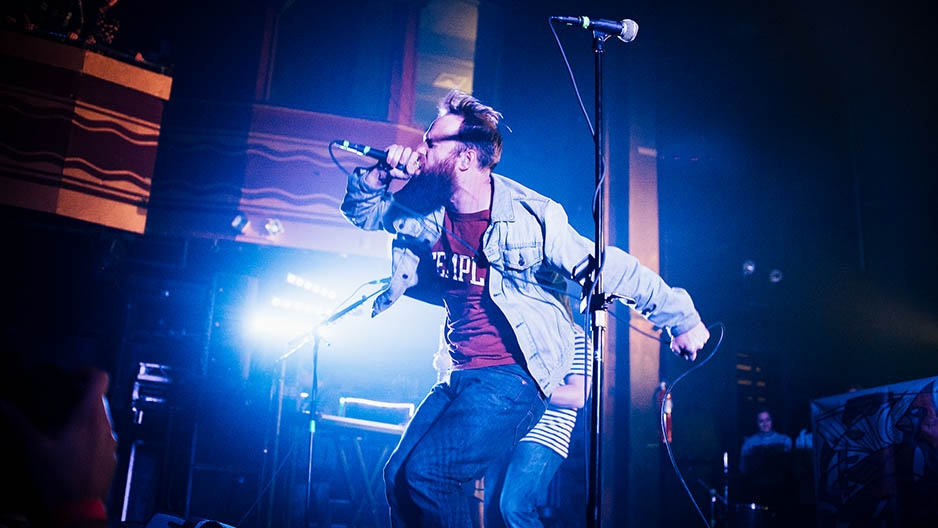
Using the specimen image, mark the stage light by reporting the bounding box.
[247,310,312,340]
[264,218,284,237]
[316,324,334,340]
[338,396,415,424]
[742,259,756,276]
[271,296,332,316]
[285,273,337,300]
[769,269,783,283]
[230,213,250,234]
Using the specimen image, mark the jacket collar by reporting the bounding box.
[489,173,515,223]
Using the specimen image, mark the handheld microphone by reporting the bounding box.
[550,16,639,43]
[336,140,388,161]
[335,140,410,173]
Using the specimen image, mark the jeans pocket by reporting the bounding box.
[484,365,546,444]
[487,364,539,403]
[513,407,539,444]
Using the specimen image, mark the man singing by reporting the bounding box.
[341,89,710,527]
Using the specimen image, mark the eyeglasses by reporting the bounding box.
[423,127,496,149]
[422,133,464,149]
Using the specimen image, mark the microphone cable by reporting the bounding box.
[547,15,606,231]
[547,17,595,138]
[329,139,382,178]
[328,139,356,176]
[660,321,726,527]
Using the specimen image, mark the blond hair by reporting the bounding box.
[438,90,503,169]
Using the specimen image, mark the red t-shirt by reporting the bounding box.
[432,209,521,369]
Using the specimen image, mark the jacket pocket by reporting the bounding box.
[501,244,542,271]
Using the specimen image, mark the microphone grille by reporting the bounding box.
[618,19,639,42]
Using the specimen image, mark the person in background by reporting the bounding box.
[83,0,122,47]
[738,407,794,517]
[1,0,34,29]
[739,408,792,474]
[23,0,85,39]
[0,364,118,528]
[485,322,590,528]
[433,301,590,528]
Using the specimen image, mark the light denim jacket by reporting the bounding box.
[341,169,702,397]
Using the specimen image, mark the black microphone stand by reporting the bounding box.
[263,289,379,527]
[586,30,611,528]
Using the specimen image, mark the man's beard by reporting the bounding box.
[394,154,457,214]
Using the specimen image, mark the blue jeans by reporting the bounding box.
[384,364,546,528]
[484,441,564,528]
